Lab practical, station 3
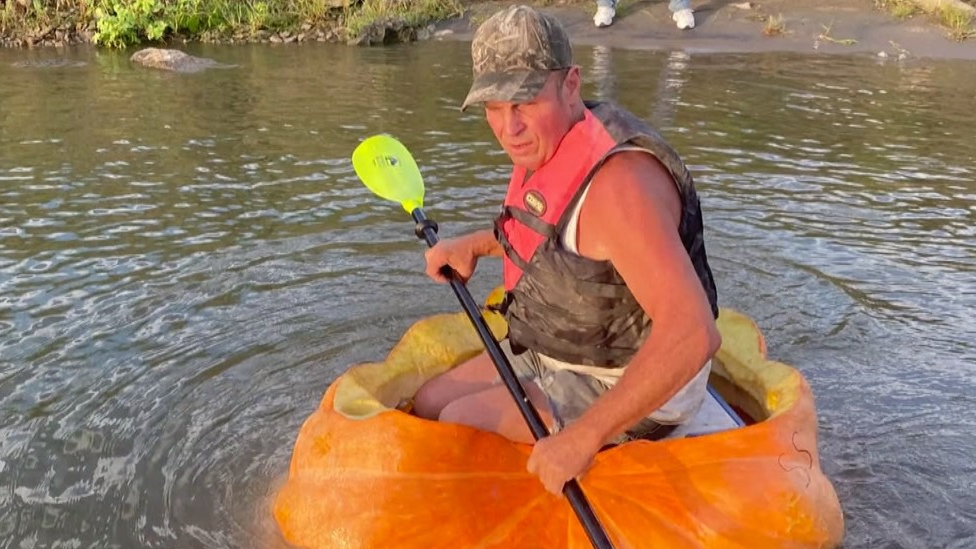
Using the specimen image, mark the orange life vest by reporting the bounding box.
[493,100,718,367]
[498,108,617,290]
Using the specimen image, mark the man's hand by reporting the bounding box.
[526,424,603,494]
[424,237,479,284]
[423,229,502,284]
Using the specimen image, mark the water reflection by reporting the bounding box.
[1,41,975,549]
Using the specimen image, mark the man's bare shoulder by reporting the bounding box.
[587,150,682,226]
[577,150,685,261]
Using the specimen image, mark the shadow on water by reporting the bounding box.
[1,40,974,548]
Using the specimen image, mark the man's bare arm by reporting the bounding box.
[565,151,721,447]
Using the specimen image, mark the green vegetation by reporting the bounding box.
[875,0,921,18]
[875,0,974,41]
[936,3,975,40]
[344,0,461,39]
[89,0,343,46]
[1,0,462,47]
[761,14,787,37]
[3,0,974,47]
[0,0,81,40]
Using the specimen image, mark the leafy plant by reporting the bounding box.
[92,0,168,47]
[167,0,205,35]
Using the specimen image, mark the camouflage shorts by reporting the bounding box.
[498,340,676,444]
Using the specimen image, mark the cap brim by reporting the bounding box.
[460,70,549,111]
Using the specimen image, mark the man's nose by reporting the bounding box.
[503,109,525,136]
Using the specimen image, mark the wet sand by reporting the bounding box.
[435,0,976,60]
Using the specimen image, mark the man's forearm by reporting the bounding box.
[469,228,504,258]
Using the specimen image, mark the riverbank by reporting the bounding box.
[0,0,463,48]
[1,0,974,59]
[432,0,976,60]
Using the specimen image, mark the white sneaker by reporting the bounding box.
[673,8,695,29]
[594,5,615,27]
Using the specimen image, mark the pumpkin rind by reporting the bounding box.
[274,296,844,549]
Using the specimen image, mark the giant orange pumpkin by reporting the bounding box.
[274,291,845,549]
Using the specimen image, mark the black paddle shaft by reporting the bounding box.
[411,208,616,549]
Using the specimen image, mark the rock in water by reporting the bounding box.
[129,48,229,73]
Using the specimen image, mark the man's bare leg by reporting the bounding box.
[438,383,555,444]
[412,350,557,443]
[412,351,499,419]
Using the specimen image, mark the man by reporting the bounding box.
[594,0,695,29]
[413,5,720,496]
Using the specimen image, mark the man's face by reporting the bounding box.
[483,68,580,171]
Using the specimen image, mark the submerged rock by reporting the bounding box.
[11,59,87,68]
[129,48,231,73]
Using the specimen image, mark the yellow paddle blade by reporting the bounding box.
[352,134,424,214]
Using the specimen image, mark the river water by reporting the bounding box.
[1,39,974,549]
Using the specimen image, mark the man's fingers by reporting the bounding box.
[423,241,476,284]
[542,471,563,495]
[438,265,456,281]
[424,263,441,282]
[424,247,448,283]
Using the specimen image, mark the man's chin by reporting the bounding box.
[506,150,542,171]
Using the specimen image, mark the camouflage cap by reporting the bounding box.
[460,5,573,111]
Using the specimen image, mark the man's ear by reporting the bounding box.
[563,66,582,100]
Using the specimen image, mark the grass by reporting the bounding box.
[875,0,975,41]
[1,0,464,46]
[875,0,920,18]
[761,14,787,36]
[817,22,858,45]
[936,3,976,40]
[1,0,84,35]
[344,0,462,38]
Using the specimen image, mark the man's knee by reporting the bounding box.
[412,353,498,419]
[436,384,552,444]
[412,378,446,419]
[437,397,479,427]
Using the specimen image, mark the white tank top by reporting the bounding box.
[535,182,711,424]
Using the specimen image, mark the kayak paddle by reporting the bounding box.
[351,133,617,549]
